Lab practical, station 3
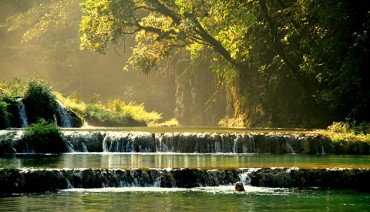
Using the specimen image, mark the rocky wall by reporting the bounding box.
[1,168,369,195]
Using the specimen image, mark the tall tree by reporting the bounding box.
[79,0,370,127]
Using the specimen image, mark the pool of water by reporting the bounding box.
[1,153,370,169]
[1,186,369,211]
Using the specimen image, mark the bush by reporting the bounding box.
[327,122,350,133]
[23,79,57,124]
[22,119,66,153]
[328,121,370,135]
[0,101,9,129]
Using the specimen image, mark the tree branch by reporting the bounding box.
[259,0,309,91]
[149,0,181,24]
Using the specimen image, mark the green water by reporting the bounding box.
[1,153,370,169]
[1,187,369,211]
[2,153,369,211]
[63,126,310,133]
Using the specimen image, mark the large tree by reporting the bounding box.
[20,0,370,127]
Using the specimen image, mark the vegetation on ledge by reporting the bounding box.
[0,77,179,128]
[55,92,179,127]
[316,121,370,154]
[22,119,66,153]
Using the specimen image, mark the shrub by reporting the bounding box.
[22,119,66,153]
[0,101,9,129]
[23,79,57,124]
[327,122,350,133]
[328,121,370,135]
[149,118,180,127]
[0,168,22,194]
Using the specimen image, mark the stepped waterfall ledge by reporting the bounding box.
[1,130,369,155]
[1,168,369,194]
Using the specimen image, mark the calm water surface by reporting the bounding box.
[1,186,369,211]
[1,153,369,211]
[1,153,370,169]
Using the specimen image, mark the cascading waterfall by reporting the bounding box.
[239,168,261,186]
[18,101,28,128]
[56,101,72,128]
[2,167,369,194]
[101,132,154,152]
[3,130,348,154]
[102,136,109,152]
[59,131,335,154]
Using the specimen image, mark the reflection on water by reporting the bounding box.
[1,153,370,169]
[1,186,369,211]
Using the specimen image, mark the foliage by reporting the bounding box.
[54,92,86,117]
[22,118,66,153]
[3,0,92,92]
[23,78,57,124]
[218,115,245,128]
[0,101,9,129]
[0,78,28,128]
[78,0,370,128]
[0,168,22,195]
[5,0,81,44]
[107,98,162,124]
[149,118,180,127]
[317,121,370,146]
[3,0,370,128]
[56,92,163,126]
[327,122,351,134]
[328,121,370,135]
[0,78,27,99]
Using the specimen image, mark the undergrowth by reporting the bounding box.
[317,121,370,144]
[22,118,66,153]
[55,92,179,127]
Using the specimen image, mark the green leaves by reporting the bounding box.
[80,0,136,53]
[78,0,370,127]
[23,118,66,153]
[23,78,57,124]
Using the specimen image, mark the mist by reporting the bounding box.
[0,0,225,125]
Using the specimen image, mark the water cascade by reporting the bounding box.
[1,168,369,194]
[18,101,28,128]
[1,130,369,154]
[56,101,72,128]
[62,131,345,154]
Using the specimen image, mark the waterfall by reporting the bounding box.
[65,140,75,152]
[319,140,325,154]
[81,142,88,152]
[233,137,239,153]
[102,136,109,152]
[5,130,346,154]
[18,101,28,128]
[2,168,369,194]
[214,141,221,153]
[56,101,72,128]
[64,131,337,154]
[239,168,260,186]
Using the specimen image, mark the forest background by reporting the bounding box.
[1,0,369,128]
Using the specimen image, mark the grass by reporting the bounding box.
[0,77,175,128]
[315,121,370,144]
[54,92,178,127]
